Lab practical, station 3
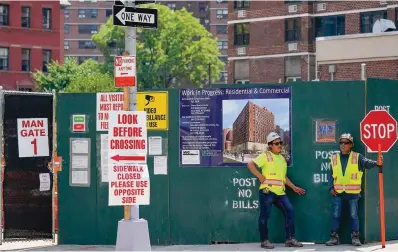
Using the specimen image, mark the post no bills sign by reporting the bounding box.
[137,91,168,130]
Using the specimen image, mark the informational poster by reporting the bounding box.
[96,92,124,131]
[100,134,109,182]
[154,156,167,175]
[69,138,91,187]
[17,118,49,158]
[39,173,51,191]
[179,86,292,167]
[148,136,162,155]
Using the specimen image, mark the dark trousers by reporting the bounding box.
[331,195,360,233]
[258,190,295,241]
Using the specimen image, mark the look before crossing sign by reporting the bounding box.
[108,111,150,206]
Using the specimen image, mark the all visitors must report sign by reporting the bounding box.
[108,111,149,206]
[17,118,49,158]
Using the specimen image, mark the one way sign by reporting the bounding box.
[113,5,158,29]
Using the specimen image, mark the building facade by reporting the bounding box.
[64,0,228,83]
[228,0,398,84]
[0,1,64,90]
[232,101,275,152]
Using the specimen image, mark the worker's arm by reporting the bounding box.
[247,160,265,183]
[286,176,305,195]
[358,153,382,170]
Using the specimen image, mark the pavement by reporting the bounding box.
[1,240,398,251]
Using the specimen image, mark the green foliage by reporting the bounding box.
[33,57,118,93]
[92,4,224,89]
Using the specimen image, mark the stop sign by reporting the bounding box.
[360,110,398,152]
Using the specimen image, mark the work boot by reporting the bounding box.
[351,232,362,246]
[325,232,340,246]
[260,240,274,249]
[285,238,303,247]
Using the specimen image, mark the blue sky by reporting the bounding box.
[222,99,290,131]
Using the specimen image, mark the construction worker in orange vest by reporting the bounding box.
[247,132,305,249]
[325,133,382,246]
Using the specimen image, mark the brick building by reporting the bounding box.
[228,1,398,84]
[0,1,65,90]
[64,0,228,83]
[223,128,233,151]
[232,101,275,152]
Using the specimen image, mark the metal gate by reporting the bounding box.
[1,91,54,241]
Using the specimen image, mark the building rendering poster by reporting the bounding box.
[179,86,292,167]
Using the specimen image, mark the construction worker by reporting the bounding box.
[247,132,305,249]
[325,133,383,246]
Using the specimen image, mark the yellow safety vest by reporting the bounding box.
[330,152,363,194]
[259,152,287,196]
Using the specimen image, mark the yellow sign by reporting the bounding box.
[137,91,168,130]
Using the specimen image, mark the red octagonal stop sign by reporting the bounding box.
[360,110,398,152]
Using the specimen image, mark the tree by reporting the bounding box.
[93,4,224,89]
[32,57,80,92]
[33,57,119,92]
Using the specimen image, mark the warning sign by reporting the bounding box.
[96,92,124,131]
[137,91,168,130]
[108,164,150,206]
[17,118,49,158]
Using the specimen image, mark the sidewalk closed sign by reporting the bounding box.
[137,91,168,130]
[108,111,150,206]
[17,118,49,158]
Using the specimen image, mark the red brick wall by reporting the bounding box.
[250,57,285,84]
[318,60,398,81]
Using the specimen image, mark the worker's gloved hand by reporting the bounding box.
[330,189,337,196]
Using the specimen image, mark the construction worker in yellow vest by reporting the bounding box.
[247,132,305,249]
[325,133,382,247]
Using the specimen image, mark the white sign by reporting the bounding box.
[39,173,51,191]
[108,111,147,164]
[96,92,124,131]
[108,164,150,206]
[17,118,49,158]
[115,8,155,25]
[100,134,109,182]
[114,56,136,88]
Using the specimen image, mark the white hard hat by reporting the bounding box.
[267,132,281,144]
[339,133,353,143]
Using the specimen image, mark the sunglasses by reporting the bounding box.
[272,141,283,146]
[340,141,351,145]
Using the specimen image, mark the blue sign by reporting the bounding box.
[179,86,292,167]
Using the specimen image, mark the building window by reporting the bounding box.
[219,71,227,82]
[18,87,32,92]
[234,0,250,9]
[234,23,249,46]
[217,41,228,50]
[199,1,206,12]
[42,50,52,72]
[285,18,301,42]
[360,10,387,33]
[21,7,31,28]
[42,8,52,29]
[0,4,9,26]
[285,56,301,82]
[64,9,69,19]
[64,40,69,50]
[216,9,228,19]
[167,3,176,10]
[21,49,31,72]
[79,40,96,49]
[78,56,98,64]
[78,9,98,19]
[64,24,69,34]
[216,25,227,34]
[106,9,112,18]
[315,15,345,37]
[79,24,98,34]
[0,48,9,70]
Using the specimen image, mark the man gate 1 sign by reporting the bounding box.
[17,118,49,158]
[360,110,398,152]
[107,111,150,206]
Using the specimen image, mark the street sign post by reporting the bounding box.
[113,5,158,29]
[360,110,398,249]
[114,56,136,87]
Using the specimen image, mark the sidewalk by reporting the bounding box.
[2,240,398,251]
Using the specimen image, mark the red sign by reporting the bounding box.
[360,110,398,152]
[114,56,136,87]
